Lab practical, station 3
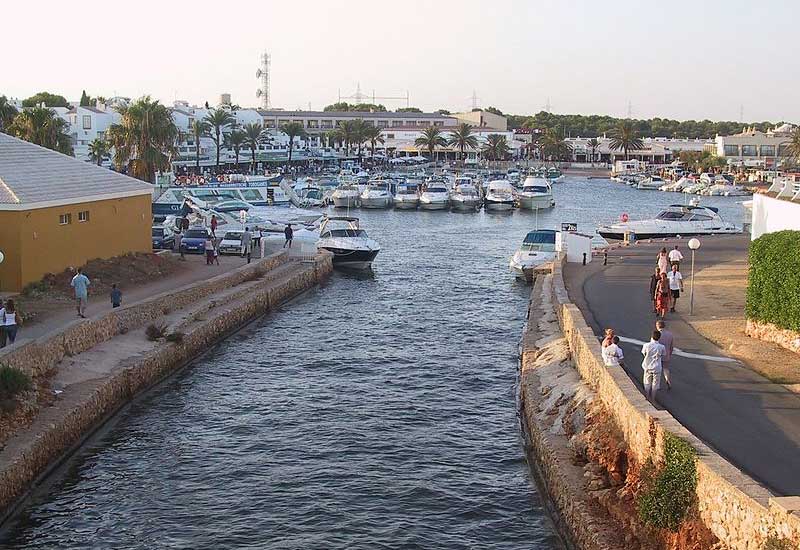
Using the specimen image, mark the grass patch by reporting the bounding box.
[165,331,184,344]
[0,365,32,400]
[765,536,798,550]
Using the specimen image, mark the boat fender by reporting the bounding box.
[621,212,629,222]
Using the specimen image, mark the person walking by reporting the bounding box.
[210,215,218,239]
[666,264,684,312]
[654,272,671,318]
[1,299,21,345]
[284,224,293,249]
[71,268,91,318]
[242,226,252,263]
[204,235,215,265]
[657,247,669,274]
[656,320,674,390]
[110,284,122,308]
[0,301,6,348]
[602,335,625,367]
[641,330,666,403]
[649,266,660,314]
[668,245,683,270]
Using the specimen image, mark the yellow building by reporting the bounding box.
[0,133,153,292]
[454,110,508,131]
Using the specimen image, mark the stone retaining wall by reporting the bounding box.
[549,258,800,549]
[746,319,800,355]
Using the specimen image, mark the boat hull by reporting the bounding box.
[393,198,419,209]
[450,199,482,212]
[598,229,740,240]
[419,200,449,210]
[517,196,555,210]
[332,196,360,208]
[485,199,515,211]
[321,247,380,269]
[360,197,393,209]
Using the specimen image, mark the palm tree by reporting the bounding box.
[337,120,357,156]
[447,123,478,164]
[415,126,447,162]
[280,121,307,164]
[587,137,600,164]
[540,130,573,161]
[609,120,644,160]
[225,129,247,168]
[784,127,800,164]
[106,96,177,182]
[351,119,370,161]
[482,134,511,163]
[203,108,236,172]
[9,106,73,155]
[0,95,18,132]
[362,124,385,158]
[190,119,211,172]
[87,137,109,165]
[243,122,265,172]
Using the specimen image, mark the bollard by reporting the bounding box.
[603,251,608,265]
[582,252,587,266]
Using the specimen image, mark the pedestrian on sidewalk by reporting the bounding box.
[602,335,625,367]
[656,320,674,390]
[213,241,220,265]
[649,266,660,313]
[242,226,252,263]
[601,328,615,348]
[0,301,6,348]
[668,245,683,270]
[110,284,122,308]
[284,224,293,249]
[71,268,90,318]
[657,247,669,274]
[641,329,666,403]
[210,215,218,238]
[204,235,215,265]
[666,264,684,312]
[1,300,21,345]
[654,272,671,318]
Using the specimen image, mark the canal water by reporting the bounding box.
[1,179,746,549]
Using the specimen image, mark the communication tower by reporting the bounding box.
[256,52,271,109]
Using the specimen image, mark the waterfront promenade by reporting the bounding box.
[564,235,800,496]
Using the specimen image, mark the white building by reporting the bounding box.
[380,126,521,161]
[715,124,797,168]
[62,104,121,163]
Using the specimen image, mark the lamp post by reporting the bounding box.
[688,238,701,315]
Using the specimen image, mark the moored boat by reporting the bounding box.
[597,204,740,240]
[509,229,558,281]
[484,180,516,211]
[516,176,555,210]
[317,216,380,269]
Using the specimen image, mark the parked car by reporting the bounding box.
[180,227,210,254]
[218,230,246,255]
[152,226,175,250]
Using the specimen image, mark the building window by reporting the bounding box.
[264,119,276,129]
[392,121,403,127]
[778,144,790,157]
[386,134,395,139]
[377,120,388,128]
[760,145,775,157]
[724,145,739,156]
[741,145,757,156]
[59,213,72,225]
[82,115,92,129]
[78,210,90,222]
[433,121,444,126]
[278,119,290,126]
[307,120,319,128]
[321,120,333,129]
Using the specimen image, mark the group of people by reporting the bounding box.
[69,268,123,320]
[650,246,685,318]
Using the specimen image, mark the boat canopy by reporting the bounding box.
[523,230,557,244]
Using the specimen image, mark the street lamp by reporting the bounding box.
[688,238,701,315]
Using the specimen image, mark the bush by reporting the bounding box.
[746,230,800,331]
[637,433,697,532]
[145,323,167,341]
[165,331,184,344]
[0,365,32,400]
[764,536,797,550]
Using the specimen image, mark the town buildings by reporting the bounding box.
[714,124,796,168]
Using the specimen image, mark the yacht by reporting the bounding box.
[516,176,555,210]
[637,175,666,190]
[393,182,421,210]
[545,167,564,181]
[296,186,324,207]
[152,176,288,216]
[484,180,516,211]
[597,204,740,240]
[331,182,361,208]
[419,181,450,210]
[317,216,380,269]
[450,181,482,212]
[360,180,393,209]
[509,230,558,281]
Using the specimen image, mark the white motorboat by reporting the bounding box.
[683,182,709,195]
[317,216,380,269]
[484,180,516,211]
[509,229,558,280]
[331,182,361,208]
[419,181,450,210]
[393,182,420,210]
[597,204,740,240]
[360,180,393,209]
[296,186,324,207]
[516,176,555,210]
[637,176,665,190]
[449,181,482,212]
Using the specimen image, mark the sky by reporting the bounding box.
[3,0,798,122]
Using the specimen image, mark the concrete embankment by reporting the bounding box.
[520,259,800,549]
[0,250,332,522]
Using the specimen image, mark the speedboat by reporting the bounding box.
[516,176,555,210]
[509,229,558,281]
[545,167,564,181]
[394,182,420,210]
[360,180,393,209]
[637,176,665,190]
[484,180,516,211]
[597,204,740,240]
[449,181,482,212]
[419,182,450,210]
[317,216,380,269]
[331,182,361,208]
[296,186,324,207]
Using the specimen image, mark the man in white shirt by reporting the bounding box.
[666,264,684,312]
[656,320,674,390]
[602,336,625,367]
[668,245,683,269]
[641,330,666,403]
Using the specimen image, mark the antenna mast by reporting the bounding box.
[256,52,271,109]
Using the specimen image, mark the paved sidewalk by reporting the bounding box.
[564,235,800,496]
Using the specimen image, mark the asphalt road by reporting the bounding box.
[565,236,800,496]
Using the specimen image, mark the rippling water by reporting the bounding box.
[1,179,746,549]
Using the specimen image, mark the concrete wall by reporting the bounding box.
[751,193,800,240]
[550,258,800,549]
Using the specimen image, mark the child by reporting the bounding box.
[110,284,122,308]
[602,335,625,367]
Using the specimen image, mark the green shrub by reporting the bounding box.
[0,365,32,400]
[145,323,167,341]
[764,536,797,550]
[165,331,184,344]
[746,230,800,331]
[637,433,697,532]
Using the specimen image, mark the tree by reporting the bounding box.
[280,121,307,163]
[87,137,109,165]
[783,128,800,164]
[80,90,90,107]
[352,103,386,112]
[678,150,725,172]
[414,126,447,162]
[9,106,73,155]
[203,108,236,171]
[397,107,423,113]
[337,120,357,155]
[484,106,504,116]
[106,96,177,182]
[323,102,353,112]
[362,124,385,157]
[436,109,451,115]
[587,137,600,163]
[190,119,211,171]
[609,120,644,160]
[225,129,247,167]
[447,123,479,164]
[0,95,18,131]
[351,119,370,161]
[21,91,69,108]
[540,130,573,161]
[482,134,511,162]
[243,122,265,172]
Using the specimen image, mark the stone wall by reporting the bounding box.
[746,319,800,355]
[549,258,800,549]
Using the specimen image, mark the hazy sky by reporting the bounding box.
[3,0,798,121]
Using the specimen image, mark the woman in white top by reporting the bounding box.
[1,299,21,345]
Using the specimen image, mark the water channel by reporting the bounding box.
[2,178,746,549]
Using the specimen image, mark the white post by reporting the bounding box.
[690,249,696,315]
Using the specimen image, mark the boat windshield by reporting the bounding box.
[398,185,418,194]
[324,229,367,238]
[521,242,556,252]
[369,183,389,191]
[523,186,549,193]
[426,186,448,193]
[456,186,477,195]
[301,189,322,199]
[655,210,692,221]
